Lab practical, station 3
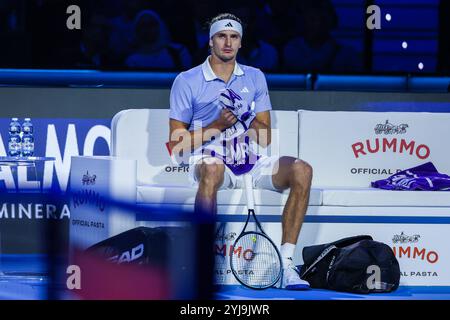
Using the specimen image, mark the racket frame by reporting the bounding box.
[229,174,282,289]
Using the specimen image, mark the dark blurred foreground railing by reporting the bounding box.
[0,191,216,300]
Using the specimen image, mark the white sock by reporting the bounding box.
[280,243,296,267]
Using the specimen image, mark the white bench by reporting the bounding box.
[69,109,450,286]
[69,109,322,285]
[298,110,450,286]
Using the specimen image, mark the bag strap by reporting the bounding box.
[300,244,337,278]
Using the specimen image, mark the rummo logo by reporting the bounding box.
[375,120,409,135]
[392,232,420,244]
[391,232,439,265]
[352,138,430,159]
[215,244,255,261]
[216,232,237,242]
[351,119,431,159]
[82,171,96,185]
[72,189,106,212]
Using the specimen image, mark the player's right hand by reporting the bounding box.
[216,108,238,130]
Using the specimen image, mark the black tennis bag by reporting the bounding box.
[299,235,400,293]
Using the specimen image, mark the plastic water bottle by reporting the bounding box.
[8,117,22,157]
[21,118,34,157]
[22,118,34,135]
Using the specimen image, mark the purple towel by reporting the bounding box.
[371,162,450,191]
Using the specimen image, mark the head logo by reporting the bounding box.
[82,171,96,185]
[107,243,145,264]
[225,22,233,28]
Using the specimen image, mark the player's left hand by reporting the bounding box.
[219,88,256,130]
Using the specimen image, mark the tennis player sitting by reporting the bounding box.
[168,13,312,290]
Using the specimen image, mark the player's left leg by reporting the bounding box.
[272,156,313,245]
[253,155,312,289]
[272,156,313,289]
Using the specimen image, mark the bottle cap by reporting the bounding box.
[12,117,18,121]
[25,118,31,121]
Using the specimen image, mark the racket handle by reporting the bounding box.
[243,174,255,210]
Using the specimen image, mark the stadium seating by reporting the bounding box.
[314,75,408,92]
[408,77,450,93]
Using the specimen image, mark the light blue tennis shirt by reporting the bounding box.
[169,56,272,131]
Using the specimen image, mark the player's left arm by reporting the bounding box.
[249,110,271,148]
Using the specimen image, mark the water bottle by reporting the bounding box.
[8,117,22,157]
[21,118,34,157]
[22,118,34,135]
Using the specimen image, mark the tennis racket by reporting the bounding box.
[230,174,282,289]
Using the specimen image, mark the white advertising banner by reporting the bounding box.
[297,223,448,286]
[298,110,450,187]
[69,156,137,251]
[208,220,450,286]
[136,204,450,286]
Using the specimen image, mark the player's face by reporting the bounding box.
[210,30,242,62]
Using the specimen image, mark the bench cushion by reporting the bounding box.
[322,187,450,207]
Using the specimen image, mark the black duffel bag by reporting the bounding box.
[299,235,400,293]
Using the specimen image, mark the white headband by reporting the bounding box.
[209,19,243,39]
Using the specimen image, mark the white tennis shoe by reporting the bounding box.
[280,258,310,290]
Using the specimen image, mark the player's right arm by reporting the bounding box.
[168,73,238,155]
[168,109,237,154]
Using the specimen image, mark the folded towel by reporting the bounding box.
[371,162,450,191]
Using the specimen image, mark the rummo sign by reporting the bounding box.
[391,231,441,281]
[296,222,450,286]
[214,223,258,285]
[298,111,450,188]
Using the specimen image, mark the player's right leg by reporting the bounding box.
[194,157,226,215]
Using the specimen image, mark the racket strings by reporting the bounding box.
[230,233,281,288]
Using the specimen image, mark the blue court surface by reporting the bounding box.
[214,285,450,300]
[2,254,450,300]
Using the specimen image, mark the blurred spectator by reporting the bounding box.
[108,0,146,63]
[191,0,223,65]
[232,5,280,71]
[153,0,198,56]
[258,0,299,50]
[76,16,113,68]
[283,0,363,73]
[0,0,30,67]
[57,15,115,68]
[438,0,450,73]
[125,10,192,70]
